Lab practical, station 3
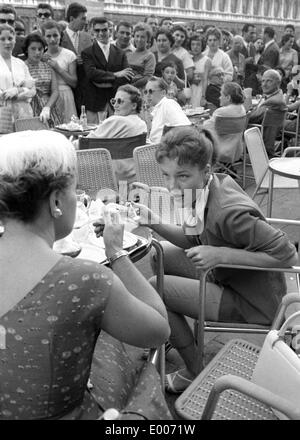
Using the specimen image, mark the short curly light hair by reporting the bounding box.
[0,131,77,222]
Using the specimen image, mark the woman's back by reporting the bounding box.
[0,256,112,420]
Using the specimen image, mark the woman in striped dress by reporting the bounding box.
[24,32,62,126]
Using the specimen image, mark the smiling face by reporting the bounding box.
[111,90,136,116]
[116,25,132,48]
[0,28,15,58]
[93,22,110,44]
[172,29,186,48]
[134,29,148,51]
[159,157,207,205]
[43,26,60,49]
[27,40,44,63]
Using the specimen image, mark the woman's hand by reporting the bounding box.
[46,58,60,71]
[185,245,225,270]
[40,106,50,123]
[3,87,18,100]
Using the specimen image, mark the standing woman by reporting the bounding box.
[24,32,63,126]
[41,20,77,123]
[154,29,185,89]
[279,34,298,85]
[0,24,36,131]
[190,35,212,108]
[171,25,194,84]
[202,27,233,82]
[126,22,156,90]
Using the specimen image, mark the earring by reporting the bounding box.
[53,208,62,218]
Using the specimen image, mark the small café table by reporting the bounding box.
[268,156,300,216]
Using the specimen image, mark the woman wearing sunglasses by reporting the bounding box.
[84,84,147,183]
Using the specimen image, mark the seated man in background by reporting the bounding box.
[145,76,191,144]
[205,67,225,113]
[248,69,287,156]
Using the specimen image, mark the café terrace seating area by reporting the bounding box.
[1,4,300,419]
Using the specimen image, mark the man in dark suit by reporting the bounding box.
[81,16,135,124]
[60,2,92,115]
[248,69,287,156]
[258,27,280,69]
[240,23,257,84]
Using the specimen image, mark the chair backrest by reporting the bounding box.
[76,148,118,197]
[79,133,147,159]
[133,143,166,187]
[14,117,49,132]
[261,107,287,127]
[214,114,247,163]
[244,127,269,186]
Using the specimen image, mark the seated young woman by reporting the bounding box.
[0,130,170,419]
[126,126,297,394]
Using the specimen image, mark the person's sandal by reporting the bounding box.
[165,369,193,394]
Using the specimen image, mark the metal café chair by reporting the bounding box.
[78,133,147,160]
[175,292,300,420]
[76,148,118,199]
[14,117,49,132]
[193,216,300,375]
[243,127,300,209]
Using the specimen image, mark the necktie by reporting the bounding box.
[73,32,79,54]
[102,44,109,61]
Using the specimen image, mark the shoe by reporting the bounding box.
[165,369,193,394]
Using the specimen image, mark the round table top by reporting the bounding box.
[269,157,300,179]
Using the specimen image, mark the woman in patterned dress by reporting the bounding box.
[24,32,62,125]
[0,130,170,420]
[41,20,77,123]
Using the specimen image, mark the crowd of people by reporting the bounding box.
[1,2,300,137]
[0,1,299,420]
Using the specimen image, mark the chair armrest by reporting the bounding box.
[201,374,300,420]
[282,146,300,157]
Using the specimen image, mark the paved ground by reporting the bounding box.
[131,164,300,419]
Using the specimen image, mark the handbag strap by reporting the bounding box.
[278,310,300,338]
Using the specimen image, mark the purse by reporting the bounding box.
[251,310,300,419]
[0,101,14,134]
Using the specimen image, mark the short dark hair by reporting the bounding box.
[156,126,217,169]
[90,16,108,27]
[161,60,177,71]
[264,26,275,39]
[242,23,256,34]
[66,2,87,22]
[117,84,143,113]
[159,17,173,27]
[172,25,187,42]
[156,29,174,46]
[222,82,244,104]
[0,4,16,19]
[116,21,132,32]
[147,76,169,92]
[284,24,295,32]
[36,3,54,17]
[23,32,46,57]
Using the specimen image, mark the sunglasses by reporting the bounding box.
[143,89,160,95]
[37,12,51,18]
[110,98,129,106]
[0,18,15,26]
